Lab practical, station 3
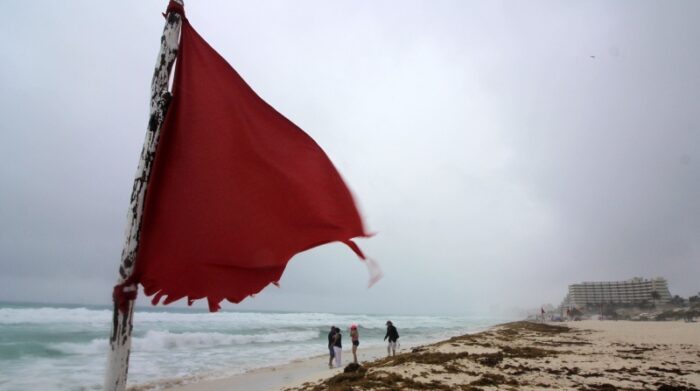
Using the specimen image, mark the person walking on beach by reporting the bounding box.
[384,320,399,357]
[350,324,360,364]
[332,327,343,367]
[327,326,336,369]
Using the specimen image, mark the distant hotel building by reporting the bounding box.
[562,277,671,308]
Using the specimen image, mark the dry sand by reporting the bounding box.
[159,320,700,391]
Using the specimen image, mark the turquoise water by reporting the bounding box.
[0,302,507,390]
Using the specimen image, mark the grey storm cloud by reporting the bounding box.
[0,0,698,315]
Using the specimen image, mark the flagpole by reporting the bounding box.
[105,2,184,390]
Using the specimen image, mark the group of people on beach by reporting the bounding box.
[327,320,399,368]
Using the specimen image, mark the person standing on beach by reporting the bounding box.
[327,326,336,368]
[350,324,360,364]
[333,327,343,367]
[384,320,399,357]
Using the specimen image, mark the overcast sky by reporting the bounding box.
[1,0,698,316]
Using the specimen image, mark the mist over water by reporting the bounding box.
[0,302,508,390]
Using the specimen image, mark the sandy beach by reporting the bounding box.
[155,341,430,391]
[153,346,387,391]
[158,320,699,391]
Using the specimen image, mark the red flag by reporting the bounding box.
[130,15,379,312]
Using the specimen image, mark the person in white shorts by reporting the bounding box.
[332,327,342,367]
[384,320,399,357]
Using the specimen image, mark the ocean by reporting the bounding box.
[0,302,507,390]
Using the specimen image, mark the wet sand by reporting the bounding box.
[155,345,419,391]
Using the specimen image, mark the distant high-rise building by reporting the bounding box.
[562,277,671,308]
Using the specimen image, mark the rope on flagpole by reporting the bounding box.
[104,2,184,390]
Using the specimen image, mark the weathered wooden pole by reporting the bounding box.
[104,2,183,390]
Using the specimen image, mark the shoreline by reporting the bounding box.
[131,335,457,391]
[149,342,427,391]
[151,320,700,391]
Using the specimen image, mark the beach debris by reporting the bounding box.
[656,385,699,391]
[287,321,700,391]
[344,363,364,373]
[469,373,516,387]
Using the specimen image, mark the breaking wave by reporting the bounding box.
[132,329,320,351]
[48,329,319,356]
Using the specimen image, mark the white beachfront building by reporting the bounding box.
[561,277,672,309]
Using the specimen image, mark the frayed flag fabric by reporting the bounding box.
[128,14,379,312]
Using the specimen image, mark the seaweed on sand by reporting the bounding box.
[656,385,700,391]
[373,351,471,367]
[309,370,455,391]
[578,384,619,391]
[501,344,560,359]
[500,321,570,334]
[469,373,518,387]
[290,321,576,391]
